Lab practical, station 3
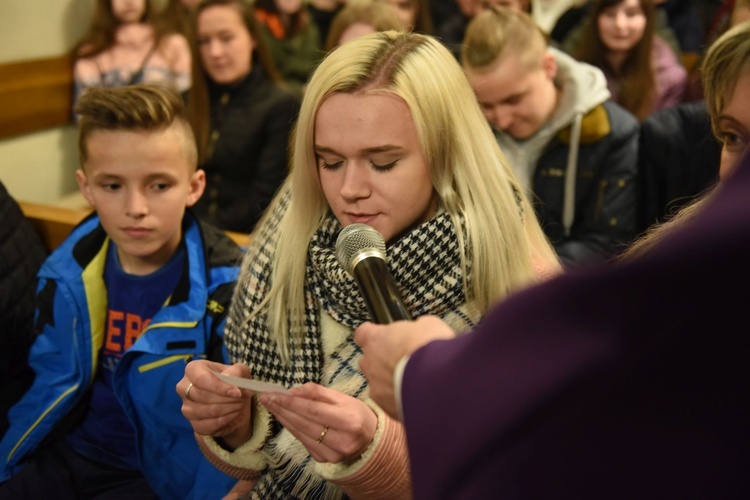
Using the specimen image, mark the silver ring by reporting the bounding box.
[185,382,195,402]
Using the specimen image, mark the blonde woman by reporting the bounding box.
[625,20,750,259]
[177,31,559,499]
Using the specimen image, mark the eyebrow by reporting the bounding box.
[717,115,745,128]
[501,91,525,103]
[91,172,179,182]
[314,145,404,155]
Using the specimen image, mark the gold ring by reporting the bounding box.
[185,382,195,402]
[316,425,329,444]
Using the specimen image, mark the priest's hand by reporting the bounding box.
[355,316,455,420]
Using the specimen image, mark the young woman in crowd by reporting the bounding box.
[574,0,686,120]
[254,0,323,96]
[324,0,402,50]
[382,0,434,33]
[72,0,191,108]
[188,0,298,233]
[156,0,201,43]
[177,30,560,498]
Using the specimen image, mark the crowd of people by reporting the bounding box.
[63,0,746,241]
[1,0,748,498]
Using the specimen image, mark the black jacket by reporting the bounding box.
[0,182,47,437]
[193,67,299,233]
[638,100,720,233]
[532,101,640,266]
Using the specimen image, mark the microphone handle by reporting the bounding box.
[352,257,413,324]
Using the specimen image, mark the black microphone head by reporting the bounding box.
[335,223,387,275]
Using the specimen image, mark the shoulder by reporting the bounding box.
[247,75,299,115]
[41,214,105,275]
[0,182,25,227]
[642,101,708,138]
[192,216,245,269]
[158,32,190,53]
[577,105,612,144]
[601,101,639,135]
[558,101,637,146]
[268,85,299,115]
[652,37,687,77]
[73,46,103,71]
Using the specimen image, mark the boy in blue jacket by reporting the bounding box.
[0,84,243,499]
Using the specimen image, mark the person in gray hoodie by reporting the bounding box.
[462,6,640,266]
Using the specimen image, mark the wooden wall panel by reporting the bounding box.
[0,54,74,139]
[19,200,251,251]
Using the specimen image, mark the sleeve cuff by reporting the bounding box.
[394,355,410,421]
[315,400,412,499]
[196,395,274,479]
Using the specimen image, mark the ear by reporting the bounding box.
[542,52,558,81]
[186,169,206,207]
[76,169,96,207]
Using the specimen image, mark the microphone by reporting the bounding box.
[335,224,412,324]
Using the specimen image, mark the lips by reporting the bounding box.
[122,227,153,239]
[346,213,378,224]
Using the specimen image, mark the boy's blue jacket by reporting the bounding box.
[0,211,243,499]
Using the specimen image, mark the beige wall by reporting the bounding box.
[0,0,92,203]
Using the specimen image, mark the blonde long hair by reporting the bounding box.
[246,31,558,357]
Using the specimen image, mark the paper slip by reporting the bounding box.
[209,369,289,394]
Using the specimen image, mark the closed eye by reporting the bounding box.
[319,159,343,170]
[371,160,398,172]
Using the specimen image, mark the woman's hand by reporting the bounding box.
[177,359,254,450]
[258,383,378,464]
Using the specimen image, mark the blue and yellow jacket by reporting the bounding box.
[0,211,243,499]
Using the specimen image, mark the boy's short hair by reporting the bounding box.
[462,7,547,71]
[75,84,198,170]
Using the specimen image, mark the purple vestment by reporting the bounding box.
[402,155,750,499]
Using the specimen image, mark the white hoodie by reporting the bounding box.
[497,47,610,235]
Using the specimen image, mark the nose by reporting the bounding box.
[125,189,148,218]
[490,105,513,132]
[339,163,371,201]
[614,12,627,30]
[206,39,223,58]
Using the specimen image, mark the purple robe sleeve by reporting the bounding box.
[401,154,750,499]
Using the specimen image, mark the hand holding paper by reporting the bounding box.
[176,360,254,449]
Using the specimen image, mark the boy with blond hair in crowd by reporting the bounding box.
[463,7,640,266]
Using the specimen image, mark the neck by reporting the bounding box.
[605,50,628,74]
[279,12,293,30]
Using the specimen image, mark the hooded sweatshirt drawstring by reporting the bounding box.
[563,112,583,237]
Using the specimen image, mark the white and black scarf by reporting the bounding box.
[225,194,480,498]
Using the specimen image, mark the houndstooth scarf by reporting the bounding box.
[224,193,480,498]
